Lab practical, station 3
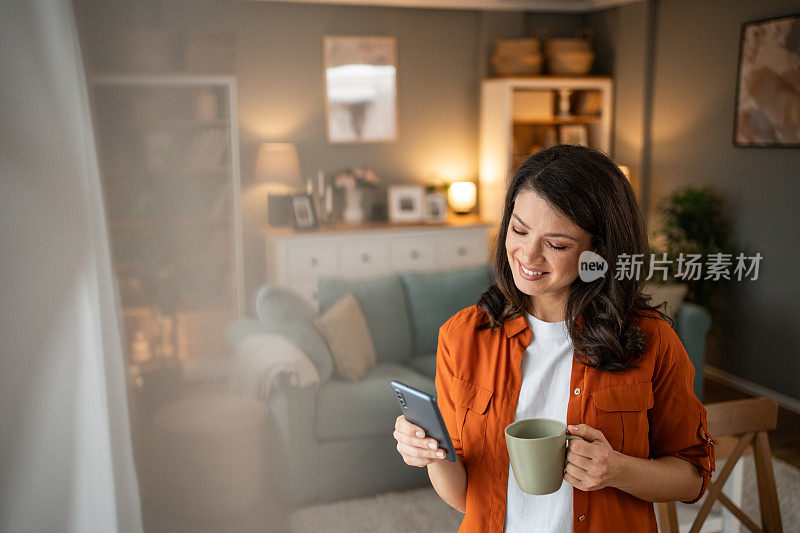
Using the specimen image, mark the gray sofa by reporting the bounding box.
[227,264,712,506]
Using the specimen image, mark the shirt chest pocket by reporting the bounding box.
[453,377,493,464]
[591,383,653,458]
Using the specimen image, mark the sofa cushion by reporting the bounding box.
[407,352,436,380]
[256,284,317,324]
[401,264,493,355]
[253,284,335,383]
[318,274,413,364]
[314,294,376,382]
[315,363,434,441]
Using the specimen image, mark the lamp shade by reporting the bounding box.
[254,143,301,186]
[448,181,477,214]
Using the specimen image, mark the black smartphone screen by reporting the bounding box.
[390,380,457,462]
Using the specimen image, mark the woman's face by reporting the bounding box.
[505,190,593,314]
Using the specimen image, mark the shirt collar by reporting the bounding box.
[504,314,529,338]
[504,312,584,338]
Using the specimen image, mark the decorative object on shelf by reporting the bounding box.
[311,169,332,224]
[255,143,303,227]
[491,37,543,77]
[558,124,588,146]
[424,193,447,223]
[544,28,595,76]
[324,36,398,143]
[290,194,318,230]
[556,88,573,117]
[513,90,555,122]
[388,185,425,223]
[333,167,380,224]
[447,181,477,215]
[733,13,800,147]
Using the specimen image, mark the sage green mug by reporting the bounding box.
[505,418,583,495]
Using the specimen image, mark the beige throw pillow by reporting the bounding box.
[314,293,377,382]
[643,282,688,321]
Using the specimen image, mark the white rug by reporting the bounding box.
[289,456,800,532]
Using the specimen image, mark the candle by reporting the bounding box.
[326,184,333,215]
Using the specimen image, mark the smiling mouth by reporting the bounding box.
[518,262,549,280]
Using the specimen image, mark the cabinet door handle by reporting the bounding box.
[410,250,420,260]
[457,246,467,256]
[310,257,318,267]
[361,253,370,263]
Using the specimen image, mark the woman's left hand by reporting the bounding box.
[563,424,623,491]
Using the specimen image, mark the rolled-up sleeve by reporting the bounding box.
[435,320,464,461]
[648,320,716,504]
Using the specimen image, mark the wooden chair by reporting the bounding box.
[656,397,783,533]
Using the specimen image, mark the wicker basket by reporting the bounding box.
[491,37,543,76]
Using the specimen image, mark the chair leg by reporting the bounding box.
[721,459,744,533]
[753,431,782,533]
[657,501,679,533]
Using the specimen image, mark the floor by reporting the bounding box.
[703,377,800,469]
[135,375,799,532]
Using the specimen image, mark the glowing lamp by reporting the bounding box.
[447,181,477,214]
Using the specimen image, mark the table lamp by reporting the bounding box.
[255,143,302,226]
[448,181,477,215]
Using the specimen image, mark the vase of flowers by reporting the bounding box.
[334,167,380,224]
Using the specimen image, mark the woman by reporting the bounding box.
[393,145,715,532]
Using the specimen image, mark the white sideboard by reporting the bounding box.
[263,217,492,310]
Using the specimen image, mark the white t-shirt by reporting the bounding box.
[504,312,574,533]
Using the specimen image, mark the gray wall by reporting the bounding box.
[646,0,800,401]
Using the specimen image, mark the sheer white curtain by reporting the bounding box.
[0,1,142,531]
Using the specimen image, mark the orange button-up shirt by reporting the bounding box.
[435,305,715,532]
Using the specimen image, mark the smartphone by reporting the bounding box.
[390,380,458,462]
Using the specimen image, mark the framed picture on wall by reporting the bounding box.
[323,36,398,144]
[733,13,800,147]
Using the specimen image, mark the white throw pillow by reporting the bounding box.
[314,293,377,382]
[643,282,688,321]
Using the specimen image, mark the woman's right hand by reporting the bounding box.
[394,414,448,467]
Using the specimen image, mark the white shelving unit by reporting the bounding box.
[479,76,614,226]
[90,73,244,366]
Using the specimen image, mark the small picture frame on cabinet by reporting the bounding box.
[388,185,424,223]
[424,193,447,224]
[290,194,318,230]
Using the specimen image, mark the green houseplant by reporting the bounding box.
[652,185,738,311]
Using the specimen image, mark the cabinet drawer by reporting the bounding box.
[340,239,390,276]
[438,231,487,268]
[286,242,337,283]
[390,237,436,271]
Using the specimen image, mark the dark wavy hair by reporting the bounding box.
[476,144,670,371]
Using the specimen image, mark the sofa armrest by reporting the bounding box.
[267,373,319,505]
[673,302,712,402]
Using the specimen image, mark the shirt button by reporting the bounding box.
[574,387,581,395]
[578,515,586,521]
